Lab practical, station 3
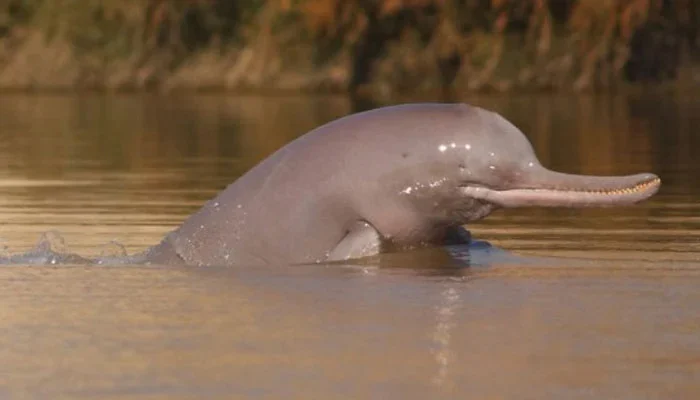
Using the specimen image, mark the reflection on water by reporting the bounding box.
[0,93,698,398]
[431,284,460,389]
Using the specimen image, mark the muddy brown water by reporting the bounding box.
[0,93,698,399]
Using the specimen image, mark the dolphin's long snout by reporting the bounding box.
[462,169,661,208]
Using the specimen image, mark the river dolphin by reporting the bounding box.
[137,103,661,266]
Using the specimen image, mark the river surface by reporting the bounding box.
[0,93,698,399]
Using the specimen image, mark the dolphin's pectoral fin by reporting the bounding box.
[327,221,382,262]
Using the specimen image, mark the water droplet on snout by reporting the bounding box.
[428,178,447,188]
[438,145,447,152]
[489,165,496,170]
[528,162,534,167]
[362,267,378,276]
[237,204,242,209]
[465,144,471,150]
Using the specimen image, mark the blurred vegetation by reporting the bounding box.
[0,0,697,93]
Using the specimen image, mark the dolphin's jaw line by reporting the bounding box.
[460,177,661,208]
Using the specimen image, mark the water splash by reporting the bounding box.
[0,231,137,266]
[98,240,128,258]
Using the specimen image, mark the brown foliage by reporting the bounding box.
[0,0,696,92]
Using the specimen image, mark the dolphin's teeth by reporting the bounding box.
[524,177,659,196]
[583,177,661,196]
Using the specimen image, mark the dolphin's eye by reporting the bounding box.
[459,180,490,190]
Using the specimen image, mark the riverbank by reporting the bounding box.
[0,1,698,95]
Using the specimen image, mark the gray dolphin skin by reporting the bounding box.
[141,103,661,266]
